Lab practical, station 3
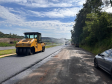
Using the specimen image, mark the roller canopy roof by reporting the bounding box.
[24,32,41,35]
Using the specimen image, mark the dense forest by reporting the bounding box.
[0,31,23,39]
[71,0,112,54]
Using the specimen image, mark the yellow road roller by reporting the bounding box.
[16,32,45,55]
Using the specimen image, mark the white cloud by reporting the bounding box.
[105,7,112,13]
[0,3,81,20]
[29,7,81,18]
[0,0,86,39]
[0,5,24,23]
[102,4,112,13]
[0,5,73,35]
[0,19,73,33]
[78,0,86,6]
[20,2,73,8]
[23,20,73,32]
[0,0,85,8]
[0,0,27,3]
[0,20,73,38]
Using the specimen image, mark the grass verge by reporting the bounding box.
[80,38,112,55]
[45,45,58,48]
[0,42,17,47]
[0,49,16,56]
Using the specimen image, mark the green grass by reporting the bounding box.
[0,49,16,56]
[45,42,59,45]
[45,45,58,48]
[80,38,112,55]
[0,42,16,47]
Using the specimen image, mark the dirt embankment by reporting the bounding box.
[0,38,21,43]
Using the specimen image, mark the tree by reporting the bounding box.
[71,0,103,44]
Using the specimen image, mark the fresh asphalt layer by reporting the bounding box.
[0,46,15,50]
[0,46,63,83]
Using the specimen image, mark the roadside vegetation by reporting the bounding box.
[0,31,23,38]
[0,49,16,56]
[71,0,112,54]
[0,41,17,47]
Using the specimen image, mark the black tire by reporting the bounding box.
[17,52,21,56]
[42,46,45,52]
[25,48,35,55]
[29,48,34,55]
[26,48,30,55]
[32,47,35,54]
[16,48,21,56]
[94,59,99,68]
[23,48,27,55]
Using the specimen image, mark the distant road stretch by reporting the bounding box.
[0,46,15,50]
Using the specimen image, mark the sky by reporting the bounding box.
[0,0,86,39]
[0,0,112,39]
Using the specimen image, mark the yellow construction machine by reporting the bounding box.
[16,32,45,55]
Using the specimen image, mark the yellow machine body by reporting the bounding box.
[15,32,45,55]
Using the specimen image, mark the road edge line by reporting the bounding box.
[0,53,16,58]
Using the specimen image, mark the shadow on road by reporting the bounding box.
[67,46,112,84]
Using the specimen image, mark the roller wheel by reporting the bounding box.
[25,48,34,55]
[26,48,30,55]
[23,48,27,55]
[17,52,21,56]
[29,48,33,55]
[16,48,21,55]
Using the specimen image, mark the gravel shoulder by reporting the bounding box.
[16,46,112,84]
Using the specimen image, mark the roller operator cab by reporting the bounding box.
[16,32,45,55]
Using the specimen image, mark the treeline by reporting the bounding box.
[0,31,23,39]
[71,0,112,54]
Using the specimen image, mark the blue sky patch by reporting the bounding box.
[0,0,86,39]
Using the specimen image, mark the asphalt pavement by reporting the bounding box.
[16,46,112,84]
[0,46,15,50]
[0,46,63,83]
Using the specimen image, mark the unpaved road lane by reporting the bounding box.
[16,46,112,84]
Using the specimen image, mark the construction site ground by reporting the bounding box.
[16,46,112,84]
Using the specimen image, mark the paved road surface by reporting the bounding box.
[16,46,112,84]
[0,46,63,83]
[0,46,15,50]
